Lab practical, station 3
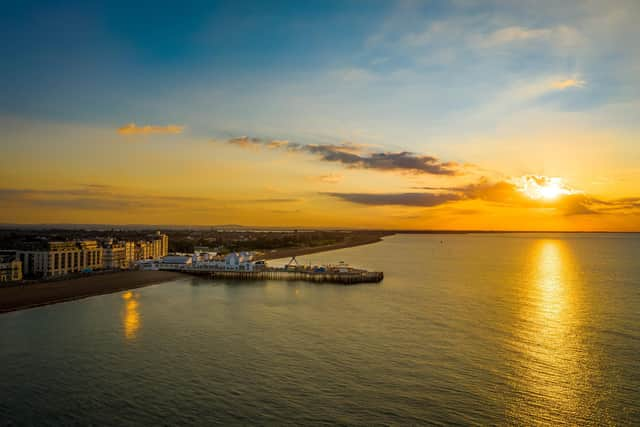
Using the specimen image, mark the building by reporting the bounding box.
[124,241,136,267]
[131,232,168,263]
[0,254,22,282]
[157,231,169,257]
[160,251,258,272]
[103,240,127,269]
[16,240,103,278]
[5,232,169,279]
[135,240,149,261]
[160,255,192,269]
[150,231,169,258]
[224,252,256,271]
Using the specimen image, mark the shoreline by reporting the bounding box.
[262,232,393,261]
[1,234,391,314]
[0,270,186,314]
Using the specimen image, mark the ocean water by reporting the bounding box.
[1,233,639,425]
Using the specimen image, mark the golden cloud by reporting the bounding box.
[481,26,552,47]
[551,78,586,90]
[309,173,344,184]
[117,123,184,135]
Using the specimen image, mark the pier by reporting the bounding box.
[183,268,384,285]
[145,253,384,285]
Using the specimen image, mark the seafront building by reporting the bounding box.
[4,232,169,279]
[16,240,104,278]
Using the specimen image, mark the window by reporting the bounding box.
[54,253,59,269]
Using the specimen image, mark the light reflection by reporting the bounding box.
[508,239,592,424]
[537,240,567,322]
[121,291,140,340]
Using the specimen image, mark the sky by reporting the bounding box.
[1,0,639,230]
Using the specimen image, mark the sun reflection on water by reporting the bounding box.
[122,291,140,340]
[508,239,596,424]
[537,240,568,324]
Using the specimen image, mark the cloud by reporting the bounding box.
[267,140,290,149]
[0,185,309,221]
[243,198,300,203]
[223,137,460,176]
[304,146,459,175]
[0,186,302,214]
[117,123,184,135]
[228,136,263,148]
[329,176,640,216]
[325,192,462,207]
[551,78,586,90]
[309,173,344,184]
[402,21,456,47]
[478,26,552,47]
[332,67,379,84]
[0,187,207,211]
[474,25,581,49]
[325,178,520,209]
[499,75,587,105]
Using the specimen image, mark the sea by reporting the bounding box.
[1,233,639,425]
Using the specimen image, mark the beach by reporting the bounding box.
[0,270,185,314]
[261,232,392,260]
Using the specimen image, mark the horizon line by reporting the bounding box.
[0,223,638,233]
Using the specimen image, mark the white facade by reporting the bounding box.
[158,251,259,272]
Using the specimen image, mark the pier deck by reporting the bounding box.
[177,268,384,285]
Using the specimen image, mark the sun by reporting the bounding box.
[537,180,564,200]
[516,176,574,200]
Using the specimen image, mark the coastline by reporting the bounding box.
[0,270,186,314]
[261,232,393,261]
[0,234,390,314]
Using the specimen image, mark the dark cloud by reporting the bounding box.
[0,187,215,211]
[306,146,458,175]
[561,195,640,216]
[0,186,307,217]
[223,137,459,176]
[560,195,600,216]
[0,186,277,216]
[325,192,462,207]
